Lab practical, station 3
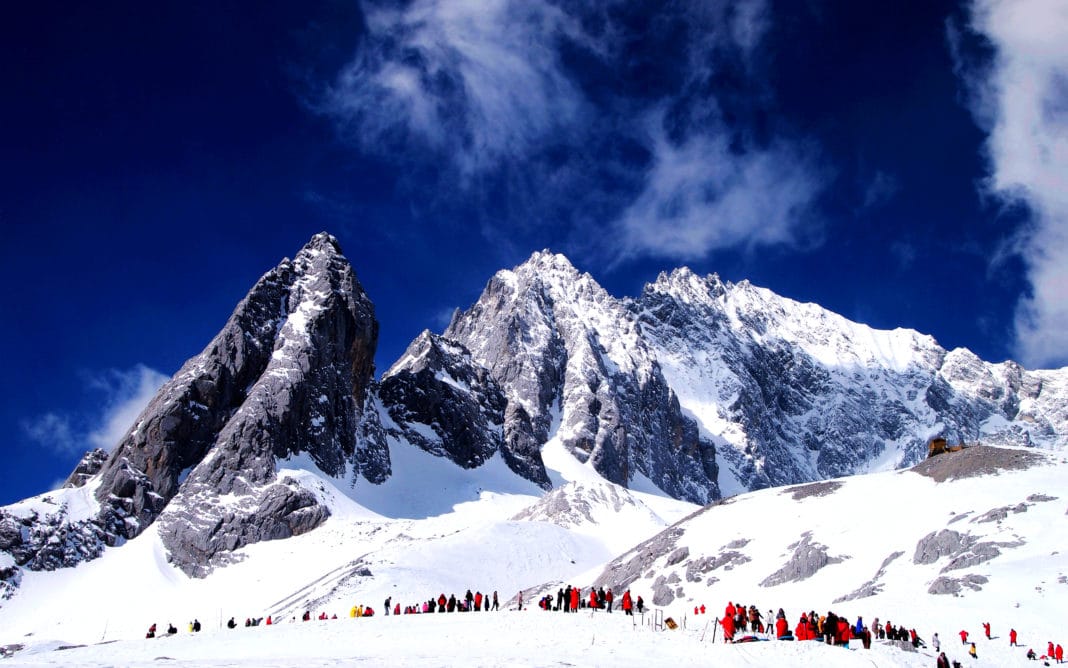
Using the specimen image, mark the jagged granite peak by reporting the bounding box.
[45,231,386,577]
[634,265,1066,493]
[445,251,720,503]
[62,449,108,489]
[378,331,550,487]
[154,233,381,575]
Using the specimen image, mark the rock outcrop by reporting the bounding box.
[379,331,550,487]
[444,252,720,504]
[3,233,384,583]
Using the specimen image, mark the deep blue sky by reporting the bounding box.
[2,1,1063,504]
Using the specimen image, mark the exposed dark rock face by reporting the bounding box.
[912,528,1025,574]
[0,498,109,598]
[652,572,683,606]
[636,268,1066,492]
[2,233,385,585]
[63,449,108,489]
[154,233,381,575]
[445,252,719,504]
[973,503,1029,523]
[928,574,989,595]
[914,530,975,565]
[379,332,550,487]
[760,532,845,587]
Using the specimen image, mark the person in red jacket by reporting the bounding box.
[982,622,991,639]
[1010,628,1018,646]
[621,590,633,616]
[721,613,735,643]
[775,616,788,639]
[795,614,809,641]
[960,629,970,644]
[1056,644,1063,663]
[1049,641,1056,658]
[837,617,850,647]
[726,601,736,618]
[589,589,598,610]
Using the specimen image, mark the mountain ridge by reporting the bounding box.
[1,233,1064,599]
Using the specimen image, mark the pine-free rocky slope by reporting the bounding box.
[1,234,1065,596]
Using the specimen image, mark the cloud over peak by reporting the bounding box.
[319,0,825,265]
[956,0,1068,368]
[22,364,169,458]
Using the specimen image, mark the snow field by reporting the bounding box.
[5,604,957,667]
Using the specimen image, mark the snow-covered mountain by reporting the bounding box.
[442,251,720,504]
[1,233,1065,612]
[440,251,1066,500]
[1,443,1065,668]
[635,267,1067,494]
[1,233,387,587]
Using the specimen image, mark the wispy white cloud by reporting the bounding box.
[956,0,1068,368]
[323,0,589,175]
[860,171,900,212]
[22,365,169,456]
[613,121,825,261]
[321,0,826,264]
[22,413,79,456]
[85,365,170,451]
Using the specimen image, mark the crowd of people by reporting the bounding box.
[143,590,1064,667]
[532,586,644,615]
[710,602,1064,667]
[376,589,501,615]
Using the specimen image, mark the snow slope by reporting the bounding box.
[4,610,967,667]
[1,445,1065,667]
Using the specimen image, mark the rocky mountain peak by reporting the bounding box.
[647,267,726,305]
[300,231,344,256]
[50,232,385,577]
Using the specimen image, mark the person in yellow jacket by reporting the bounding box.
[350,605,358,618]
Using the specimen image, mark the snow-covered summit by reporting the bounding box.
[2,236,1065,613]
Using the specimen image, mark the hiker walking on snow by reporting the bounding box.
[1010,628,1017,646]
[622,590,633,616]
[493,591,499,611]
[933,632,940,652]
[960,629,969,644]
[969,642,978,659]
[982,622,991,639]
